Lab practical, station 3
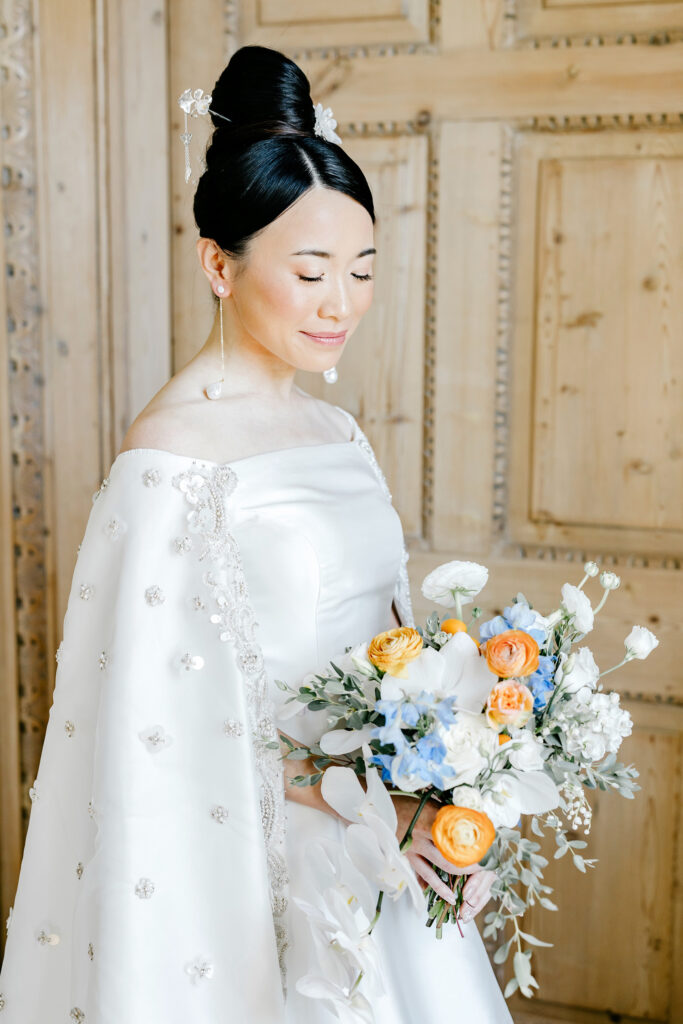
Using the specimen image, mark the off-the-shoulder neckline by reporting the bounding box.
[111,405,361,472]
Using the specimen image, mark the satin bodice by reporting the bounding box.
[219,425,405,743]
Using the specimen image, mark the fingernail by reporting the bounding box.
[460,907,473,922]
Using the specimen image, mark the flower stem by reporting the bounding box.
[399,789,434,851]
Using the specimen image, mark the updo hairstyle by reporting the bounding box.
[193,45,375,285]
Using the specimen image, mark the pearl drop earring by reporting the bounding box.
[205,285,225,400]
[323,366,338,384]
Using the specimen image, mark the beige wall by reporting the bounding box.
[1,1,682,1018]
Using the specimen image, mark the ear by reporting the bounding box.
[196,237,234,297]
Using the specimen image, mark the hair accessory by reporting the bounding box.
[205,296,225,400]
[177,88,342,184]
[313,102,342,145]
[322,366,338,384]
[177,88,231,185]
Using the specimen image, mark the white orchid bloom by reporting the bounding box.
[321,748,398,832]
[320,747,422,910]
[303,836,377,922]
[380,631,497,712]
[296,973,375,1024]
[344,817,424,911]
[320,723,377,756]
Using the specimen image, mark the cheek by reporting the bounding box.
[354,283,375,317]
[252,274,311,324]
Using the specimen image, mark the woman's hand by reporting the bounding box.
[392,794,495,921]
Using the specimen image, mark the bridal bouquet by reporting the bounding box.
[277,560,654,1021]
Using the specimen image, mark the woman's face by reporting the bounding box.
[220,186,375,374]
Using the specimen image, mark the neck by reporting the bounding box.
[197,301,299,403]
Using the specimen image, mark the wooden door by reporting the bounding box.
[0,2,681,1020]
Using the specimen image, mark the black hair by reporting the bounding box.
[192,45,375,277]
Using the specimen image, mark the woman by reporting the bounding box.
[0,45,512,1023]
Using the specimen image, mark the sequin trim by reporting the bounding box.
[171,463,290,995]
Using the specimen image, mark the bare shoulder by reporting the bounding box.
[293,387,356,440]
[118,408,189,456]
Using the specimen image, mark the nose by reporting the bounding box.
[318,275,351,321]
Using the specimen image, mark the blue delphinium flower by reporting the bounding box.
[526,654,556,710]
[368,693,459,788]
[479,597,547,646]
[372,699,407,753]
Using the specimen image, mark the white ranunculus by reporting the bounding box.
[421,560,489,608]
[380,631,497,712]
[560,583,594,634]
[555,646,600,695]
[624,625,659,660]
[439,711,499,786]
[505,729,546,772]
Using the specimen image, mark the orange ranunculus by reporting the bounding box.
[441,618,468,635]
[367,627,423,678]
[481,629,539,679]
[486,679,534,732]
[498,733,511,745]
[431,805,496,868]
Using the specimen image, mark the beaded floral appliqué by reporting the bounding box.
[171,463,290,994]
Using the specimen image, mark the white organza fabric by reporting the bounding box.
[0,406,512,1023]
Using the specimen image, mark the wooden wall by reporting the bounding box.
[1,1,681,1019]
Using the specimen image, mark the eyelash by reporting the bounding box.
[298,274,374,283]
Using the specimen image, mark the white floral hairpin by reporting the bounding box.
[177,88,231,184]
[312,101,342,145]
[177,88,342,185]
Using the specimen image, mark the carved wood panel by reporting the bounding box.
[1,1,681,1016]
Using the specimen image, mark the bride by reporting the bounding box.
[0,44,513,1023]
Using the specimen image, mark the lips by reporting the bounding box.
[300,330,347,346]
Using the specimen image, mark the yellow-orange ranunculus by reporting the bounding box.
[486,679,534,732]
[481,628,539,679]
[431,805,496,868]
[367,627,423,678]
[441,618,467,635]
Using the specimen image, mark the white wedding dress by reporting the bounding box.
[0,404,512,1023]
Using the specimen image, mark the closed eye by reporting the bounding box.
[298,273,374,283]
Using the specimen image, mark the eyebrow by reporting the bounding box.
[291,247,377,258]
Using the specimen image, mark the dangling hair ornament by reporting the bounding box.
[177,88,343,185]
[312,102,342,145]
[177,88,231,185]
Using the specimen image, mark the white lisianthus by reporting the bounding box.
[438,711,499,787]
[505,729,546,772]
[451,770,559,830]
[624,625,659,661]
[554,646,600,695]
[421,560,488,608]
[560,583,594,634]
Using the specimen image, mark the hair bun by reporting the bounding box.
[209,45,314,140]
